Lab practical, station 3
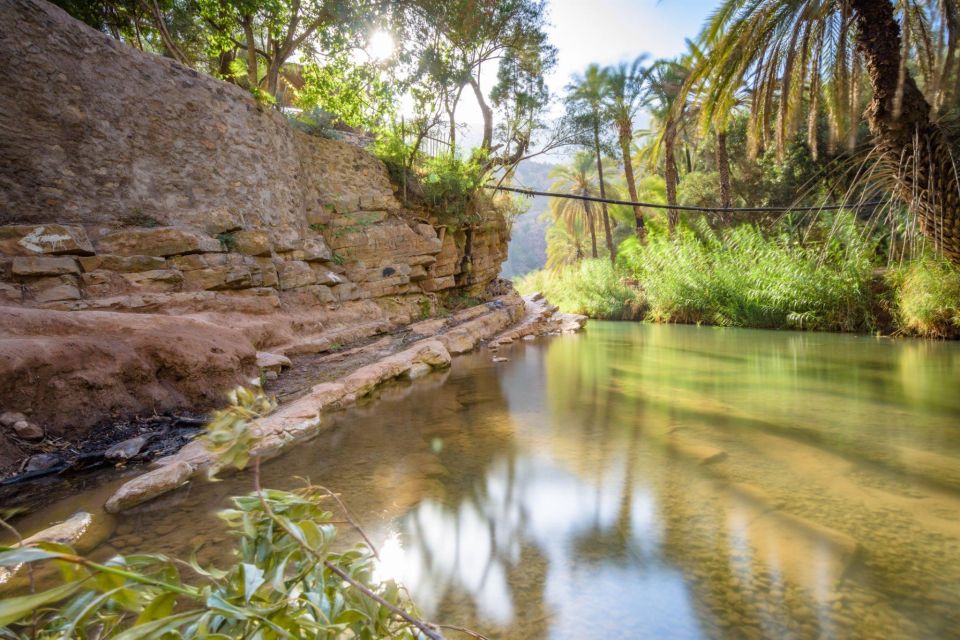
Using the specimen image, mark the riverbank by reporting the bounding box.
[1,291,584,519]
[516,230,960,338]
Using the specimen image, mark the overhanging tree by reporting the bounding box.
[689,0,960,263]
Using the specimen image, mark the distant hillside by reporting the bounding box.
[500,160,555,279]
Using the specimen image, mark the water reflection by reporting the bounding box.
[369,324,960,639]
[16,323,960,639]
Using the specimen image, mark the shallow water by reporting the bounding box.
[11,323,960,639]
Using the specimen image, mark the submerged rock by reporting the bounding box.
[104,461,193,513]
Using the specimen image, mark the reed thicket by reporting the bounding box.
[516,217,960,337]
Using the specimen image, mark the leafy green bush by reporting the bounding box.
[618,219,879,331]
[371,124,411,185]
[420,152,487,223]
[372,128,488,222]
[0,388,448,640]
[515,259,641,319]
[891,255,960,338]
[0,487,435,639]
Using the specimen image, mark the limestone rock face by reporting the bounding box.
[96,228,223,257]
[0,0,513,473]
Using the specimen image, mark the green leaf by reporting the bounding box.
[0,546,62,566]
[135,591,178,624]
[241,563,266,603]
[112,610,203,640]
[0,580,82,626]
[335,608,368,624]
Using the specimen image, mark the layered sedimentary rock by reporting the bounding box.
[0,0,510,472]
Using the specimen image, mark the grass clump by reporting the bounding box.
[891,255,960,338]
[617,220,879,332]
[515,259,641,319]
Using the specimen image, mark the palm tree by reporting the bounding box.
[644,59,693,234]
[689,0,960,263]
[544,217,587,269]
[547,152,608,260]
[604,56,651,240]
[566,65,617,262]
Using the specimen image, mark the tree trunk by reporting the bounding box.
[593,124,616,263]
[469,76,494,152]
[242,15,257,88]
[618,122,646,240]
[217,49,235,78]
[584,201,599,259]
[141,0,190,65]
[716,131,732,221]
[664,116,680,235]
[850,0,960,263]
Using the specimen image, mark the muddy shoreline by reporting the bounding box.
[4,293,584,518]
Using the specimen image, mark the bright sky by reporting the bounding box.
[453,0,718,150]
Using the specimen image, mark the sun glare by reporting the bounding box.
[367,30,395,61]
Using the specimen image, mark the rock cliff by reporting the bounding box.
[0,0,510,473]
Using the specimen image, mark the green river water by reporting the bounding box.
[8,322,960,639]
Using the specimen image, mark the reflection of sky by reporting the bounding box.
[371,326,960,638]
[386,452,703,638]
[375,344,706,638]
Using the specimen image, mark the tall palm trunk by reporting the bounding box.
[716,131,733,223]
[593,123,617,263]
[850,0,960,263]
[618,122,646,240]
[584,200,599,259]
[664,116,680,234]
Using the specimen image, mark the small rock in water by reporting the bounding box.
[13,420,44,440]
[25,453,62,473]
[522,335,536,341]
[407,362,432,379]
[492,356,509,363]
[105,435,150,461]
[0,411,27,427]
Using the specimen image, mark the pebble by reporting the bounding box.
[24,452,61,472]
[13,420,44,440]
[0,411,27,427]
